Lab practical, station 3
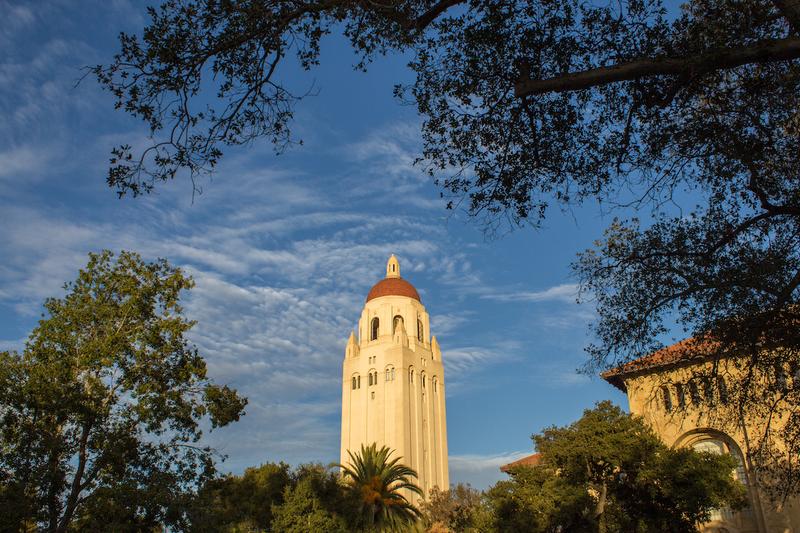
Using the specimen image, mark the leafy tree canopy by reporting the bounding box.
[419,483,488,533]
[485,401,746,533]
[0,250,247,533]
[189,462,292,532]
[270,469,352,533]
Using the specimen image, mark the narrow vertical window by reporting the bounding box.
[410,369,414,383]
[371,317,379,341]
[417,319,423,342]
[703,377,715,404]
[775,364,788,392]
[689,380,702,404]
[718,377,729,404]
[391,368,395,381]
[357,375,361,389]
[675,383,686,408]
[368,373,373,386]
[662,385,673,412]
[352,376,356,390]
[386,368,390,382]
[393,315,404,333]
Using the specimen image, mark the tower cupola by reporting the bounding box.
[386,254,401,278]
[365,255,421,302]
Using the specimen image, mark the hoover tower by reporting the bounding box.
[340,255,449,498]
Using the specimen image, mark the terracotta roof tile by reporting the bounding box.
[500,453,542,473]
[601,337,717,391]
[365,277,421,303]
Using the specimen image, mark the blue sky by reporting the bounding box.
[0,0,631,489]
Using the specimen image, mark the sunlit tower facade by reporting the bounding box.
[340,255,449,498]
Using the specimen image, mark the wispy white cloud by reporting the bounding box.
[443,345,513,376]
[482,283,579,303]
[449,451,531,489]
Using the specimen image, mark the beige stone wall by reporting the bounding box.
[341,292,449,500]
[622,362,800,533]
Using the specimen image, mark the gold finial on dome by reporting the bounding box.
[386,254,401,279]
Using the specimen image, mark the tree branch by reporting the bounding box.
[56,422,91,533]
[412,0,466,30]
[515,37,800,97]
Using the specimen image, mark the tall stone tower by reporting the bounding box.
[340,255,449,498]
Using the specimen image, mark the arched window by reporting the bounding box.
[675,382,686,408]
[421,372,426,388]
[433,376,438,392]
[717,377,729,404]
[689,380,702,404]
[691,437,750,522]
[703,377,715,404]
[417,319,424,342]
[352,376,357,390]
[371,317,379,341]
[368,372,373,386]
[775,363,789,392]
[409,368,414,384]
[661,385,673,412]
[386,368,390,382]
[391,367,395,381]
[393,315,404,333]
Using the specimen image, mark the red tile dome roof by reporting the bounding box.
[365,277,421,303]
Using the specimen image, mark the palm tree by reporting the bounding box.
[337,443,423,532]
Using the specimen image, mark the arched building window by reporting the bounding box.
[393,315,404,333]
[689,380,702,404]
[421,372,426,388]
[371,317,379,341]
[717,377,729,404]
[368,372,373,386]
[409,367,414,384]
[661,385,673,412]
[417,319,424,342]
[675,382,686,408]
[682,434,752,524]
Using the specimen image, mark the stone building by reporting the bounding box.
[603,339,800,533]
[340,255,449,499]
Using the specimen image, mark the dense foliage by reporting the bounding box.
[0,251,247,532]
[484,402,746,533]
[190,447,422,533]
[190,462,356,532]
[419,483,488,532]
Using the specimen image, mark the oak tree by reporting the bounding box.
[0,250,247,532]
[487,402,746,533]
